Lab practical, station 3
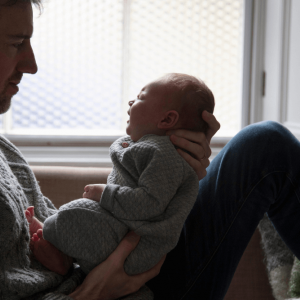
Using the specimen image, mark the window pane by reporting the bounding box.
[12,0,123,134]
[10,0,244,137]
[128,0,244,136]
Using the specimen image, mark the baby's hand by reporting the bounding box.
[83,184,106,202]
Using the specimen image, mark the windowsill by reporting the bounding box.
[5,134,231,147]
[22,146,113,167]
[4,134,123,147]
[11,136,230,167]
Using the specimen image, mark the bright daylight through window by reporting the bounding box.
[0,0,244,138]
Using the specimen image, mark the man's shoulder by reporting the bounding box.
[0,134,28,166]
[0,134,16,147]
[0,134,23,156]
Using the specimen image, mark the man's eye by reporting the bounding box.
[12,42,23,49]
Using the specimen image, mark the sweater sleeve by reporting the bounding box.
[100,139,184,221]
[0,195,17,260]
[43,196,58,216]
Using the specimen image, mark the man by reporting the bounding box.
[0,0,37,112]
[0,1,220,299]
[4,1,300,300]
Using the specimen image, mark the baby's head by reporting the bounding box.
[126,73,215,142]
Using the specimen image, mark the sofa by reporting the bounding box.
[31,165,275,300]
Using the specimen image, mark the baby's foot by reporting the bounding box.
[83,184,106,202]
[25,206,44,237]
[31,229,74,275]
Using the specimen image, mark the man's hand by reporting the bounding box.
[69,232,166,300]
[167,110,220,180]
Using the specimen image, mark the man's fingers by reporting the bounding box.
[167,130,211,159]
[202,110,221,143]
[131,255,166,289]
[109,231,140,266]
[167,128,205,143]
[200,157,210,169]
[128,255,166,295]
[169,134,210,160]
[177,149,207,180]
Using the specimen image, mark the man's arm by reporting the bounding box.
[167,111,220,180]
[69,232,165,300]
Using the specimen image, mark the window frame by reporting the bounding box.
[3,0,266,167]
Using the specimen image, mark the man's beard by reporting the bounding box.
[0,72,22,114]
[0,90,12,114]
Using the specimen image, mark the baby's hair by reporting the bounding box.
[162,73,215,134]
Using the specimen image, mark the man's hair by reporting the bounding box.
[163,73,215,134]
[1,0,42,9]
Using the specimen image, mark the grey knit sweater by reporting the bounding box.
[43,134,199,275]
[0,135,85,300]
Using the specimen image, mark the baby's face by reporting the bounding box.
[126,79,171,142]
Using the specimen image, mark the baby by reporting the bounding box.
[25,73,215,277]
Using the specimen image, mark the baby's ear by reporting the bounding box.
[157,110,179,129]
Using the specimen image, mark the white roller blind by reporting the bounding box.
[3,0,244,137]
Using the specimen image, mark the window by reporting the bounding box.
[1,0,246,139]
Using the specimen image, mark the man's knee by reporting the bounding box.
[239,121,289,143]
[255,120,286,134]
[224,121,292,156]
[250,121,296,144]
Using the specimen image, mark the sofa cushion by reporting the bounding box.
[31,166,112,208]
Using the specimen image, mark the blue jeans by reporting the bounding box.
[148,121,300,299]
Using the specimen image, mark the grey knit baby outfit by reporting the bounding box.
[0,135,85,300]
[43,134,199,276]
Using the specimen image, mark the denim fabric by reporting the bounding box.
[148,121,300,300]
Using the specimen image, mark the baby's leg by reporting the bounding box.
[31,229,74,275]
[83,184,105,202]
[43,198,128,274]
[25,206,73,275]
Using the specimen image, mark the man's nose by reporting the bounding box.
[16,44,38,75]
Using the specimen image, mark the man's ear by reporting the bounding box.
[157,110,179,129]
